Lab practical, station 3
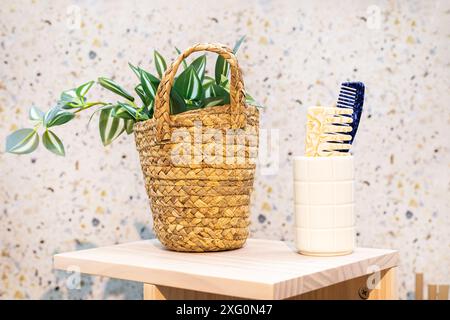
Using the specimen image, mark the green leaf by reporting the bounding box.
[45,110,75,128]
[128,62,140,78]
[135,84,151,107]
[98,77,134,102]
[139,70,158,100]
[43,106,61,126]
[202,96,225,108]
[58,89,84,109]
[75,80,95,98]
[114,102,137,120]
[170,87,187,115]
[202,76,215,87]
[42,130,65,156]
[214,36,245,84]
[139,69,160,84]
[139,97,153,119]
[59,80,95,109]
[220,74,230,91]
[147,100,155,118]
[135,65,186,116]
[208,84,230,104]
[220,74,228,85]
[232,35,246,54]
[245,93,264,108]
[29,106,44,121]
[154,50,167,79]
[202,76,215,96]
[190,55,206,81]
[214,55,228,85]
[137,67,185,116]
[136,108,150,121]
[87,104,114,127]
[124,119,134,134]
[5,128,39,154]
[174,66,202,101]
[175,47,188,69]
[111,107,134,120]
[98,108,126,146]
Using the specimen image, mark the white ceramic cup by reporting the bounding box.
[293,156,355,256]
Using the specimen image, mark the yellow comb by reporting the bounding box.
[305,106,353,157]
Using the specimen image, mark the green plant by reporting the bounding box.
[5,37,262,156]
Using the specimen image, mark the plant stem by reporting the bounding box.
[74,102,108,114]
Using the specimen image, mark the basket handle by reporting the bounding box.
[154,43,246,142]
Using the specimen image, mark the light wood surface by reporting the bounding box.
[54,238,398,300]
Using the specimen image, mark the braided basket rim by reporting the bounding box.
[133,103,258,132]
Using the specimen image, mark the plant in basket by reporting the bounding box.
[5,39,261,252]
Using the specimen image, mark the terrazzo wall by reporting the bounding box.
[1,0,449,299]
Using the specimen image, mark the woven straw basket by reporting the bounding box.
[133,43,259,252]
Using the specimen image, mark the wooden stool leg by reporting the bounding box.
[415,273,424,300]
[375,267,397,300]
[290,267,398,300]
[143,284,165,300]
[428,284,437,300]
[438,285,449,300]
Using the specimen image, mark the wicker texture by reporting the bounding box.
[134,43,259,252]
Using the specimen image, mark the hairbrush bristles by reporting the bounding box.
[305,106,353,157]
[336,82,365,144]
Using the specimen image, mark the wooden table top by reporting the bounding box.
[53,238,398,299]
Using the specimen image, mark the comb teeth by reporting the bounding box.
[337,85,357,108]
[305,106,353,157]
[336,82,365,144]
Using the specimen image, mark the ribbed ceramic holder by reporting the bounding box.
[293,156,355,256]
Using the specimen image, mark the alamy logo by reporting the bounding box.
[170,120,274,169]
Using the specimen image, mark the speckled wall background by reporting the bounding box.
[1,0,449,299]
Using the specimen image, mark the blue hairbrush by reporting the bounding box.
[336,82,365,144]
